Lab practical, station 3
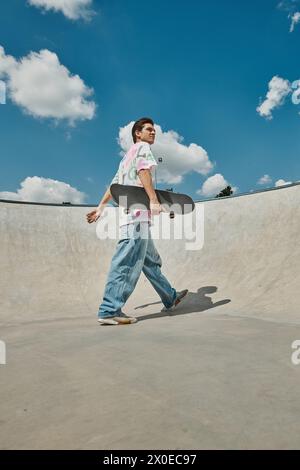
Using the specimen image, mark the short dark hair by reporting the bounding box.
[131,117,154,143]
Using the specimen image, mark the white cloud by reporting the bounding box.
[196,173,238,198]
[290,11,300,31]
[0,176,86,204]
[258,174,272,185]
[118,122,214,185]
[28,0,94,20]
[256,76,291,119]
[0,45,96,124]
[278,1,300,31]
[275,178,292,186]
[0,46,16,74]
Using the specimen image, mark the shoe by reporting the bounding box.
[98,313,138,325]
[161,289,189,312]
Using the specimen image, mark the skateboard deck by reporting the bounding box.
[110,184,195,215]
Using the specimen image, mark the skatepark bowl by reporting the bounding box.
[0,183,300,450]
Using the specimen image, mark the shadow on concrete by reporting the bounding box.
[135,286,231,322]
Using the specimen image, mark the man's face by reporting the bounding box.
[136,123,156,144]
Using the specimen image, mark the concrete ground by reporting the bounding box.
[1,184,300,449]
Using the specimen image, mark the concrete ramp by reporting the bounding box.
[1,184,300,449]
[1,183,299,325]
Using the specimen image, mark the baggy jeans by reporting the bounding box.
[98,222,176,318]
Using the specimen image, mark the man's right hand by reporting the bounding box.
[150,199,163,216]
[86,207,103,224]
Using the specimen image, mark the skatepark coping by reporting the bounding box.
[0,181,299,207]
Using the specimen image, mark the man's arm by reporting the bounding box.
[138,169,162,215]
[86,186,112,224]
[97,165,120,209]
[138,169,159,203]
[97,186,112,209]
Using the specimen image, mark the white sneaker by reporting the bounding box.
[161,289,189,312]
[98,313,137,325]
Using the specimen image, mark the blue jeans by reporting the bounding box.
[98,222,177,318]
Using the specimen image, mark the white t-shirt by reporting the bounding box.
[110,142,157,226]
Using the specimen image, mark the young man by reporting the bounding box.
[86,117,188,325]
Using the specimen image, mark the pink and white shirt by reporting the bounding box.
[110,142,157,226]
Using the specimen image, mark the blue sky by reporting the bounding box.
[0,0,300,204]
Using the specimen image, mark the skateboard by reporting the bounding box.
[110,184,195,216]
